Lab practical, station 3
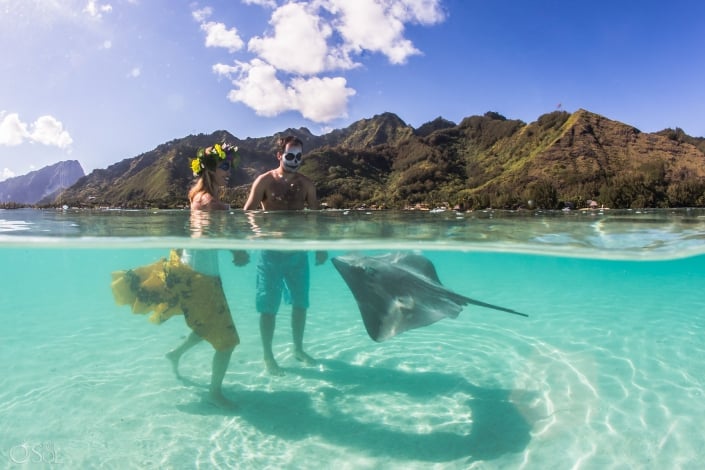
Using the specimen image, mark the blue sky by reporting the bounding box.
[1,0,704,180]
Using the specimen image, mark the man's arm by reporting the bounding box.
[243,174,268,210]
[232,250,250,266]
[304,179,327,264]
[304,178,319,210]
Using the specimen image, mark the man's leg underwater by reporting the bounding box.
[292,306,316,365]
[260,313,284,375]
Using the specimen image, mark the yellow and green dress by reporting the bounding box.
[110,249,239,351]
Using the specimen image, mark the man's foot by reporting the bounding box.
[294,349,318,366]
[264,357,285,376]
[208,390,238,410]
[165,351,181,377]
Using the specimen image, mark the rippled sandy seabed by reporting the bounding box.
[1,208,704,468]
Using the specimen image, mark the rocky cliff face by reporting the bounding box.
[538,109,705,184]
[0,160,84,204]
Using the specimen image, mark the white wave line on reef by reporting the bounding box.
[2,235,705,261]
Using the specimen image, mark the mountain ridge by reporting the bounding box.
[46,109,705,209]
[0,160,84,205]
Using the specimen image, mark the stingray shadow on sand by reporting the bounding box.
[178,359,536,464]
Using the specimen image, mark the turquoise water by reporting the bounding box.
[1,208,704,468]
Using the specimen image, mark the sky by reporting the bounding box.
[1,0,704,180]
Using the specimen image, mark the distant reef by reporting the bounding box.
[50,109,705,210]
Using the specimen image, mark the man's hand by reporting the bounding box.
[315,251,328,265]
[232,250,250,266]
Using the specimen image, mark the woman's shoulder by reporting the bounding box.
[191,192,220,210]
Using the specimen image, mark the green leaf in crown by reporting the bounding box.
[190,142,239,176]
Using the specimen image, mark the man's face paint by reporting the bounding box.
[281,146,303,172]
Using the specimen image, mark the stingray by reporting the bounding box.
[331,252,527,342]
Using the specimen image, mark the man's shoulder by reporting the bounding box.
[255,170,277,184]
[297,173,315,185]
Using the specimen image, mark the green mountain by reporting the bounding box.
[55,109,705,209]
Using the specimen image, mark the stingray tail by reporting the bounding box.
[458,295,529,317]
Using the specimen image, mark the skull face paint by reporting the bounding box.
[281,146,303,172]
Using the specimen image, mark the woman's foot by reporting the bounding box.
[165,351,181,377]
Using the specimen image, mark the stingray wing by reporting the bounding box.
[375,252,442,283]
[333,253,528,342]
[384,252,529,317]
[369,271,472,341]
[334,256,472,341]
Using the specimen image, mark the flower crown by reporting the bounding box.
[190,143,239,176]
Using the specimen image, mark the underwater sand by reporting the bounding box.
[1,208,704,469]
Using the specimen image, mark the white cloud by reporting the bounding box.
[224,59,355,122]
[30,116,74,150]
[193,5,244,53]
[83,0,113,19]
[1,168,16,182]
[226,59,294,117]
[327,0,444,65]
[192,7,213,23]
[0,113,29,146]
[196,0,444,123]
[242,0,278,8]
[291,76,356,122]
[1,0,120,28]
[0,113,73,150]
[248,2,354,75]
[194,7,246,55]
[213,63,240,77]
[201,21,244,53]
[128,67,141,78]
[389,0,447,24]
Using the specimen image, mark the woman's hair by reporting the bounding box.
[188,168,219,203]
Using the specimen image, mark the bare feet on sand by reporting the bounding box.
[208,390,238,410]
[294,349,318,366]
[263,351,317,375]
[165,351,181,377]
[264,357,285,376]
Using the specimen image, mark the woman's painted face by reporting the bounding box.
[281,145,303,172]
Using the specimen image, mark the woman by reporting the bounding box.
[166,143,240,409]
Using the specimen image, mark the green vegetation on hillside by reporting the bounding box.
[54,110,705,210]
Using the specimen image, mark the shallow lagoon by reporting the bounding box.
[1,208,704,468]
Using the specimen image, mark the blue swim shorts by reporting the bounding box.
[256,250,310,314]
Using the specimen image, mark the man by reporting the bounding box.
[239,135,327,375]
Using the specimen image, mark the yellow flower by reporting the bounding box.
[191,158,201,175]
[213,143,226,159]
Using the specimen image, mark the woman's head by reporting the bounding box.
[189,143,239,202]
[191,143,238,176]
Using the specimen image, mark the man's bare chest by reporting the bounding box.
[263,176,306,210]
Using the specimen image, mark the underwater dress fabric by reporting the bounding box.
[110,249,239,351]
